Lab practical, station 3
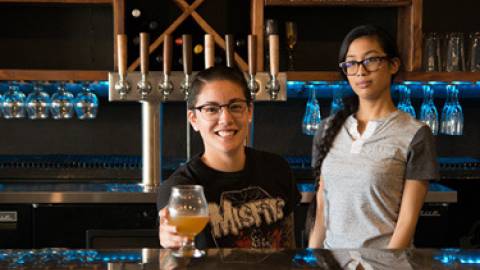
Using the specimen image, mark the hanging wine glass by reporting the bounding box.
[329,81,345,116]
[50,82,75,119]
[74,81,99,120]
[419,84,439,135]
[302,83,322,135]
[26,81,51,119]
[2,81,26,119]
[396,83,416,118]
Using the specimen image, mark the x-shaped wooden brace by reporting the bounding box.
[128,0,248,72]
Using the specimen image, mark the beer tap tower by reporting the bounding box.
[109,33,286,191]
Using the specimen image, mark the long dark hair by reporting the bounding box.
[304,24,401,238]
[187,65,252,109]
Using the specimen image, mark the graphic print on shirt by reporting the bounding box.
[208,186,293,248]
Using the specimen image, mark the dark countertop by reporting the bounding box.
[0,181,457,204]
[1,248,479,269]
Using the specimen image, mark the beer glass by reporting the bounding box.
[423,32,442,71]
[168,185,209,258]
[445,32,466,72]
[468,32,480,71]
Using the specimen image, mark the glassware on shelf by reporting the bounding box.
[285,21,298,71]
[50,82,75,120]
[468,32,480,72]
[26,81,51,119]
[302,83,322,136]
[396,84,416,118]
[2,81,26,119]
[167,185,209,258]
[74,82,99,120]
[329,81,345,116]
[423,32,442,71]
[446,32,466,72]
[419,84,439,135]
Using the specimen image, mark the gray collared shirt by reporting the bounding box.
[312,110,439,248]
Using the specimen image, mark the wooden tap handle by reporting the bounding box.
[225,34,234,68]
[269,35,279,76]
[205,34,215,69]
[163,35,173,75]
[182,34,192,75]
[248,35,257,75]
[117,34,127,76]
[140,33,149,74]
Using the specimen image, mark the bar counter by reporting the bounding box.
[0,248,479,269]
[0,181,457,204]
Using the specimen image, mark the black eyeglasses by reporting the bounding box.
[193,100,249,121]
[339,56,390,76]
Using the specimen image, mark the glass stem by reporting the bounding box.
[181,238,195,251]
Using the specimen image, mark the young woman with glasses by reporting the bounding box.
[307,25,439,249]
[158,65,300,249]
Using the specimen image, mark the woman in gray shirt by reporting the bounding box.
[307,25,439,249]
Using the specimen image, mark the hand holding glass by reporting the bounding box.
[167,185,209,258]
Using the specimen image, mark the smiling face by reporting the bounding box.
[188,80,252,157]
[344,36,399,101]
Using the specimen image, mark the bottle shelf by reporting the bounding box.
[286,71,480,82]
[0,70,108,81]
[265,0,411,7]
[0,0,112,4]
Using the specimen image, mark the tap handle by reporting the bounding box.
[248,34,257,75]
[205,34,215,69]
[140,32,149,74]
[163,35,173,76]
[225,34,234,68]
[182,34,192,75]
[117,34,127,77]
[269,34,279,77]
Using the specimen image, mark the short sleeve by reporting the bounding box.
[156,176,194,211]
[405,125,440,180]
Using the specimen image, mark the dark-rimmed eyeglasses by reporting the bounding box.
[339,56,389,76]
[193,100,249,121]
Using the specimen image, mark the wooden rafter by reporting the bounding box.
[127,0,205,71]
[128,0,248,72]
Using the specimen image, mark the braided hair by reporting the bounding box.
[305,24,401,239]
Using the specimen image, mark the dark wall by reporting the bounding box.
[0,0,480,160]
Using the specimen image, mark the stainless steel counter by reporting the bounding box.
[298,182,457,204]
[0,182,156,203]
[0,181,457,204]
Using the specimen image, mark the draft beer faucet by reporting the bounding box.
[137,33,152,100]
[114,34,131,99]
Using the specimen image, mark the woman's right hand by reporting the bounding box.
[158,207,188,248]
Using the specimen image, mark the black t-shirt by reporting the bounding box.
[157,147,301,249]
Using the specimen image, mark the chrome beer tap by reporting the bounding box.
[158,35,174,101]
[247,34,259,99]
[137,33,152,100]
[114,34,131,99]
[266,34,280,100]
[180,34,193,100]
